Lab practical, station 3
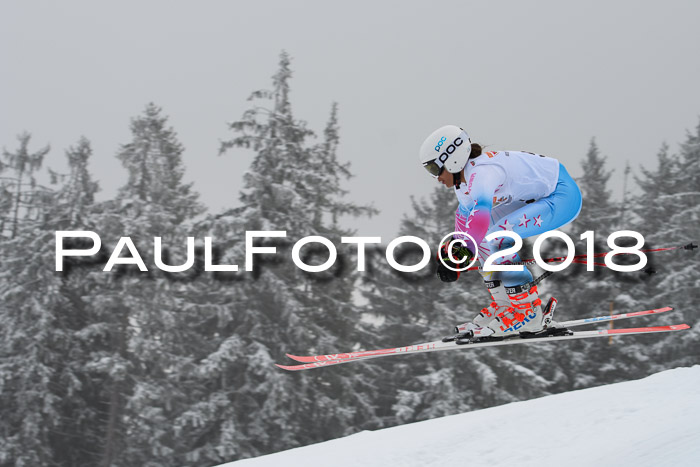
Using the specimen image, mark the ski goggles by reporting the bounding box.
[422,159,444,177]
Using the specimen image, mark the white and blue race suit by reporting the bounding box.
[453,150,582,287]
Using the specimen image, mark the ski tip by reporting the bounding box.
[275,363,298,371]
[286,353,316,363]
[636,306,673,315]
[276,361,340,371]
[671,324,690,331]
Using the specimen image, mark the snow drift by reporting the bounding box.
[218,366,700,467]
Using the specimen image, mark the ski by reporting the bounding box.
[285,306,674,364]
[275,323,690,372]
[556,305,673,328]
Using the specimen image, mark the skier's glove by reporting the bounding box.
[436,238,474,283]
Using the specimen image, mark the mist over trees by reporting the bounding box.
[0,52,698,466]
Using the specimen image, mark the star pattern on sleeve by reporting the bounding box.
[533,215,543,227]
[518,214,530,228]
[498,219,515,231]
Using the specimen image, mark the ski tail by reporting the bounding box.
[606,323,688,334]
[556,306,673,328]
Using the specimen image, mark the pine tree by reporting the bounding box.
[666,119,700,365]
[175,51,379,464]
[0,132,51,237]
[50,137,100,225]
[82,104,204,466]
[632,120,700,370]
[309,102,370,227]
[573,138,615,235]
[0,137,103,466]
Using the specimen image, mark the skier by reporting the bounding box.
[419,125,582,339]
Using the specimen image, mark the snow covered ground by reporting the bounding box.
[219,366,700,467]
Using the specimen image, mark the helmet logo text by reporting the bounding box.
[434,136,447,152]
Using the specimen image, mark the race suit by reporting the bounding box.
[453,150,582,287]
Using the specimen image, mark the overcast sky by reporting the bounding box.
[2,0,699,238]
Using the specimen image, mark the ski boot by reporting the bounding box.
[516,296,572,338]
[487,283,545,337]
[447,281,566,344]
[487,285,569,339]
[445,280,511,342]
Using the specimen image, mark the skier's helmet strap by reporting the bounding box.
[419,125,472,177]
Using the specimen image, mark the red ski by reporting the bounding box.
[285,306,674,364]
[276,322,689,372]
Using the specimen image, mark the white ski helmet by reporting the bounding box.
[419,125,471,177]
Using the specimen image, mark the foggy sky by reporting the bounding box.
[2,0,699,238]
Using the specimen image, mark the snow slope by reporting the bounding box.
[220,366,700,467]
